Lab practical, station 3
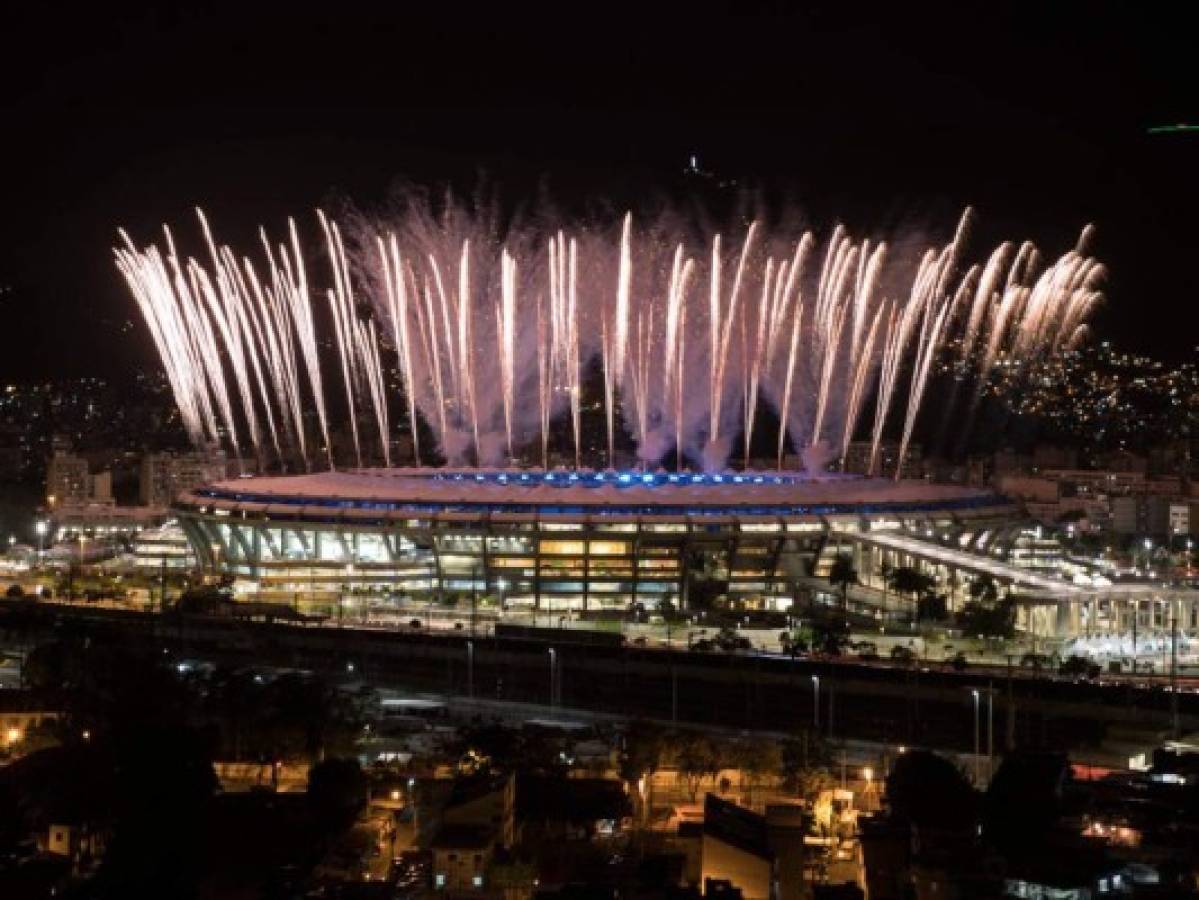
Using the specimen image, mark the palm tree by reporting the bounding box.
[828,553,858,625]
[968,574,999,604]
[887,566,937,626]
[877,563,896,627]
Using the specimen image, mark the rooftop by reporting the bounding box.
[185,467,1007,518]
[430,822,495,851]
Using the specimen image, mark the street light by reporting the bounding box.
[811,675,821,730]
[35,520,48,566]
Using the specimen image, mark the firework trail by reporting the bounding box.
[117,196,1102,477]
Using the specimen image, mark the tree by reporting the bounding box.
[730,738,782,807]
[885,749,978,831]
[619,720,667,785]
[879,561,894,603]
[1058,654,1100,679]
[714,627,751,652]
[827,553,858,623]
[253,673,361,762]
[22,638,88,693]
[984,751,1069,853]
[675,734,722,801]
[916,592,949,623]
[887,566,936,624]
[619,720,669,824]
[307,756,367,834]
[205,668,259,761]
[809,615,850,656]
[968,574,1000,604]
[455,723,522,774]
[779,733,835,795]
[957,596,1016,640]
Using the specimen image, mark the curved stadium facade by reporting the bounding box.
[173,469,1020,618]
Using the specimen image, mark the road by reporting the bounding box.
[4,598,1196,768]
[19,594,1199,693]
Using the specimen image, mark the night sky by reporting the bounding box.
[2,1,1196,381]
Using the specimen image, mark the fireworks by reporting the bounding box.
[115,194,1102,476]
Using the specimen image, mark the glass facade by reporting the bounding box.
[174,478,1018,621]
[178,511,830,616]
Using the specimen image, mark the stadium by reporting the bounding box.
[173,468,1021,620]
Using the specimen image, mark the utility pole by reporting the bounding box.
[467,640,474,700]
[972,689,981,787]
[159,555,168,614]
[987,680,994,783]
[1131,598,1138,674]
[811,675,821,731]
[471,564,478,638]
[1171,609,1180,739]
[1006,654,1016,751]
[828,683,835,740]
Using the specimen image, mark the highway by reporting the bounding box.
[2,598,1196,768]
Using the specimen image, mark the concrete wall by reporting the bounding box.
[701,834,772,900]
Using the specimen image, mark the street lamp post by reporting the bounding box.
[159,554,168,614]
[811,675,821,731]
[987,681,994,781]
[70,534,87,603]
[34,520,47,567]
[971,689,981,787]
[470,563,479,638]
[342,563,354,628]
[466,640,474,700]
[548,648,557,708]
[1171,610,1180,739]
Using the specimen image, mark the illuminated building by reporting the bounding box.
[173,468,1017,617]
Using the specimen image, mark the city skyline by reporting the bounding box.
[4,6,1199,899]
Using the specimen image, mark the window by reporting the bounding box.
[540,540,585,555]
[434,873,447,888]
[472,875,484,888]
